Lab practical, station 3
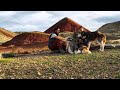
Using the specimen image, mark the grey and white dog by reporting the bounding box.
[65,36,91,54]
[65,36,78,54]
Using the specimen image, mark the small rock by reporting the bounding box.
[37,71,41,76]
[70,77,74,79]
[49,77,52,79]
[0,77,3,79]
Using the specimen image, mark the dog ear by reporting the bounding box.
[95,31,101,34]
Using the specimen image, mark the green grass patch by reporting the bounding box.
[0,58,15,63]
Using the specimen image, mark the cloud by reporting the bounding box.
[46,11,120,31]
[0,11,120,32]
[94,15,120,23]
[3,25,40,32]
[17,11,53,24]
[0,11,16,17]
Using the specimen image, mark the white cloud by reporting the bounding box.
[47,11,104,31]
[0,11,120,32]
[18,11,53,24]
[3,25,40,32]
[0,11,16,17]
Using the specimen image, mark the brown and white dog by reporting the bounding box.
[77,31,106,51]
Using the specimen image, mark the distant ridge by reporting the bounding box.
[97,21,120,40]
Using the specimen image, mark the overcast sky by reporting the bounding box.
[0,11,120,32]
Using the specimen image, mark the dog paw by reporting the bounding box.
[99,49,104,52]
[74,50,81,54]
[89,51,92,54]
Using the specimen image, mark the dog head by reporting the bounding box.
[65,36,73,41]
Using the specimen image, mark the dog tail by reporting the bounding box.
[103,35,106,44]
[97,32,106,44]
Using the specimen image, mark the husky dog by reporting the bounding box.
[77,31,106,51]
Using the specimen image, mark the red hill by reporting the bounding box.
[2,32,50,46]
[44,17,90,33]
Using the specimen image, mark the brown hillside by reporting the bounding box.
[0,27,16,38]
[97,21,120,40]
[0,28,16,43]
[44,17,90,33]
[2,32,50,46]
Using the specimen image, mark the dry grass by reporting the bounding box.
[0,49,120,79]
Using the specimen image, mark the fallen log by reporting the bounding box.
[105,44,116,49]
[90,44,120,50]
